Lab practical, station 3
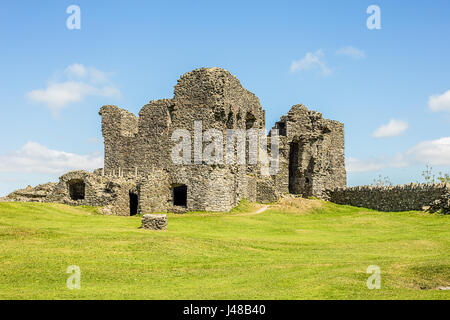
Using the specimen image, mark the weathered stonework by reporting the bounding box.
[328,183,450,214]
[4,183,57,202]
[141,214,167,230]
[272,104,346,199]
[5,67,347,215]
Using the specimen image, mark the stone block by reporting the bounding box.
[141,214,167,230]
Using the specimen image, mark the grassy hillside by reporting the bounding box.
[0,200,449,299]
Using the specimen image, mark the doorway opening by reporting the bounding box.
[68,179,85,200]
[288,141,300,194]
[129,192,138,216]
[172,184,187,207]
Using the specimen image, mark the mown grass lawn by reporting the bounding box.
[0,200,449,300]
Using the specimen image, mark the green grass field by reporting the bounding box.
[0,199,449,300]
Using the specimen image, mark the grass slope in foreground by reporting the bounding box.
[0,199,449,300]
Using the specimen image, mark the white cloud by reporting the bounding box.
[336,46,366,59]
[347,137,450,172]
[290,50,331,75]
[65,63,87,78]
[27,64,120,114]
[428,90,450,112]
[372,119,408,138]
[65,64,112,84]
[0,142,103,174]
[408,137,450,166]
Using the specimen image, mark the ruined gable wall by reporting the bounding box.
[173,67,264,128]
[99,105,140,175]
[170,68,264,139]
[273,104,346,199]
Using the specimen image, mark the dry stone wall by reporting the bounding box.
[328,184,450,213]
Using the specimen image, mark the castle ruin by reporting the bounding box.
[4,68,347,215]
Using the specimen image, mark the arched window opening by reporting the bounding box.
[68,179,85,201]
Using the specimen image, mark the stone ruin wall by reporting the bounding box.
[272,104,346,199]
[2,67,348,215]
[45,170,138,216]
[327,184,450,214]
[4,67,449,216]
[4,182,57,203]
[98,67,276,213]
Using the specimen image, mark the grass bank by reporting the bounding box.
[0,200,448,299]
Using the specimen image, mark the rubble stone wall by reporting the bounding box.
[4,67,347,215]
[272,105,346,199]
[97,67,347,213]
[328,184,450,213]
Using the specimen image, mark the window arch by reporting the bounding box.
[68,179,85,200]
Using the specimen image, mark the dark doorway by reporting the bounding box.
[288,141,300,194]
[129,192,138,216]
[68,179,85,200]
[173,185,187,207]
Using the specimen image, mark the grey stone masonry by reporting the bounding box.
[327,183,450,213]
[5,183,57,202]
[5,67,347,215]
[141,214,167,230]
[272,104,346,199]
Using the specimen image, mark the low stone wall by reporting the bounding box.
[328,183,450,213]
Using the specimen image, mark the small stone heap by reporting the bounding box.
[141,214,167,230]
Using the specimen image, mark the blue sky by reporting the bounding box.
[0,0,449,196]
